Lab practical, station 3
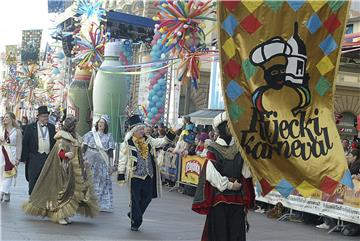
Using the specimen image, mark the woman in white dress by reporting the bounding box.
[0,112,22,202]
[82,115,115,212]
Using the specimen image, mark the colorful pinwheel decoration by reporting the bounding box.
[73,24,107,69]
[178,45,218,89]
[76,0,106,23]
[17,64,40,89]
[153,0,215,52]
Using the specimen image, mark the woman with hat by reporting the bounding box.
[23,116,99,225]
[0,112,22,202]
[21,106,56,195]
[82,115,115,212]
[117,114,177,231]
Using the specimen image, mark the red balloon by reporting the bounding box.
[150,78,157,85]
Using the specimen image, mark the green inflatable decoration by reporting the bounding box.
[93,42,129,143]
[67,67,92,136]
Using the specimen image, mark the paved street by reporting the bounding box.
[1,163,358,241]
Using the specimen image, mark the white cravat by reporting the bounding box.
[37,122,50,154]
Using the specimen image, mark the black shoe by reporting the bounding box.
[131,226,139,231]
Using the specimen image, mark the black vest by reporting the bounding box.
[207,142,244,196]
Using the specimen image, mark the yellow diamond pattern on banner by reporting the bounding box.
[308,0,326,12]
[242,0,263,13]
[316,56,335,75]
[296,180,317,198]
[222,38,237,59]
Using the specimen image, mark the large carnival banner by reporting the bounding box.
[218,1,353,197]
[21,30,42,63]
[5,45,17,65]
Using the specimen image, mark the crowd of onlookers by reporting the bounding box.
[314,137,360,236]
[149,116,217,158]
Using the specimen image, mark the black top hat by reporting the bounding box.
[128,114,144,129]
[37,106,50,115]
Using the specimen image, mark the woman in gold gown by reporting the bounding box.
[23,116,98,224]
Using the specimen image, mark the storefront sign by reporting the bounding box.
[337,125,357,135]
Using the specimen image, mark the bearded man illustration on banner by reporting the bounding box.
[218,1,353,197]
[249,22,311,116]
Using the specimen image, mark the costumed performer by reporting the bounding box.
[0,112,22,202]
[117,114,177,231]
[192,112,255,241]
[23,116,99,225]
[83,114,115,212]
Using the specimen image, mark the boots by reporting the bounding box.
[64,217,72,224]
[3,193,10,202]
[58,219,68,225]
[0,192,4,202]
[57,217,72,225]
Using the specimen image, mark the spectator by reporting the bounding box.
[343,139,350,156]
[21,116,29,134]
[195,132,209,155]
[349,149,360,176]
[158,128,166,138]
[199,139,212,157]
[183,132,196,156]
[152,125,159,138]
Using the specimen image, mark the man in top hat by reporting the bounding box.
[117,114,177,231]
[21,106,56,195]
[192,111,255,241]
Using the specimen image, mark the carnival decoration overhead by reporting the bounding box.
[145,0,216,124]
[152,0,216,89]
[147,34,169,124]
[72,24,107,69]
[218,1,352,198]
[5,45,18,65]
[153,0,215,51]
[21,30,42,63]
[75,0,106,23]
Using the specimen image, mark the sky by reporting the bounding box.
[0,0,51,49]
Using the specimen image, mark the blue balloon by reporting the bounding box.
[151,107,158,114]
[156,102,162,108]
[158,78,165,85]
[157,90,164,97]
[148,112,153,119]
[153,84,160,91]
[152,95,159,102]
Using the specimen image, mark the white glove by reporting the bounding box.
[228,180,242,191]
[65,152,74,160]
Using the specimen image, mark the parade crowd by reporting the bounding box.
[0,106,359,239]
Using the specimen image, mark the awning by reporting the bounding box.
[106,11,156,28]
[188,109,224,126]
